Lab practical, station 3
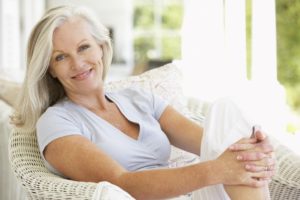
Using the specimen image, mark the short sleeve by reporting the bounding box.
[130,87,168,120]
[36,106,82,154]
[151,91,168,120]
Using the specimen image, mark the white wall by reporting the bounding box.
[46,0,134,69]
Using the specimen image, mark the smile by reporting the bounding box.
[72,69,92,80]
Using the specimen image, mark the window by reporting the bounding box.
[133,0,183,68]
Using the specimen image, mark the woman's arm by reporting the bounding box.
[159,105,203,155]
[159,105,276,175]
[44,135,270,200]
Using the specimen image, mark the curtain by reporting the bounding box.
[181,0,287,139]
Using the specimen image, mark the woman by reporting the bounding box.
[12,5,275,200]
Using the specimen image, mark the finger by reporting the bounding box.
[252,170,275,180]
[255,130,267,142]
[247,156,276,167]
[259,143,274,153]
[229,138,257,150]
[251,125,261,138]
[245,164,268,172]
[245,163,276,172]
[229,143,256,151]
[260,178,273,184]
[232,143,274,154]
[237,137,257,144]
[237,152,267,161]
[263,156,276,167]
[246,178,269,188]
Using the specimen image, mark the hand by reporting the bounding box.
[228,130,276,181]
[214,143,273,187]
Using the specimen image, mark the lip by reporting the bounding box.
[71,69,92,80]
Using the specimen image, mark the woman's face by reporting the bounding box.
[49,17,104,96]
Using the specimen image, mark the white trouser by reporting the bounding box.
[192,98,255,200]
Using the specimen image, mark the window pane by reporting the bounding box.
[134,36,155,62]
[134,5,154,29]
[162,4,183,29]
[162,35,181,60]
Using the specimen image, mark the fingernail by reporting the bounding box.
[237,155,243,160]
[229,145,235,150]
[245,165,251,170]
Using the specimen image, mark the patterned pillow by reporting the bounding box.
[105,63,188,115]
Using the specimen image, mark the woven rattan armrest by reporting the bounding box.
[8,129,133,200]
[269,144,300,200]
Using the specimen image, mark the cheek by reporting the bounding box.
[94,44,104,59]
[50,65,69,80]
[90,50,104,69]
[48,65,58,78]
[92,49,103,61]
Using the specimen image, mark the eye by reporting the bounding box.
[78,44,90,52]
[55,54,65,62]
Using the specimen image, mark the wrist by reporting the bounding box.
[205,160,224,185]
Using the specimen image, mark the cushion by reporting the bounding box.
[0,79,21,107]
[105,63,189,114]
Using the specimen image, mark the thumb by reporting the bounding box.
[255,130,266,142]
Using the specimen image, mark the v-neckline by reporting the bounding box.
[73,92,142,141]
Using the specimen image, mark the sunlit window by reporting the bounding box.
[276,0,300,124]
[133,0,183,71]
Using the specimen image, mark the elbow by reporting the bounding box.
[113,172,136,198]
[113,172,147,200]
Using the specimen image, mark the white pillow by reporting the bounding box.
[0,79,21,107]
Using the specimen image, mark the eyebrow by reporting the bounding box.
[52,39,89,54]
[77,39,88,46]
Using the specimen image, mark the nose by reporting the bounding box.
[70,56,84,70]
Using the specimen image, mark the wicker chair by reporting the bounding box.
[8,64,300,199]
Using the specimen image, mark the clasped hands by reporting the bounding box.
[216,128,276,187]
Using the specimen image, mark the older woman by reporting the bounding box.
[12,5,275,200]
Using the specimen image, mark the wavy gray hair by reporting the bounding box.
[11,5,113,131]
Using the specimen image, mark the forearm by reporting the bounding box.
[115,160,220,200]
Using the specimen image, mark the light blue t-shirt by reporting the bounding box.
[36,87,171,176]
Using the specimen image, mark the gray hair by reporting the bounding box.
[11,5,113,131]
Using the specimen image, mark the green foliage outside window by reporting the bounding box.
[162,4,183,29]
[134,36,155,62]
[162,36,181,60]
[133,0,183,64]
[134,5,154,29]
[276,0,300,112]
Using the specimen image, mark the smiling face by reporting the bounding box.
[49,17,104,97]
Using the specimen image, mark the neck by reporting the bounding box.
[67,87,110,111]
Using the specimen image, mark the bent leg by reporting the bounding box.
[192,98,269,200]
[224,185,270,200]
